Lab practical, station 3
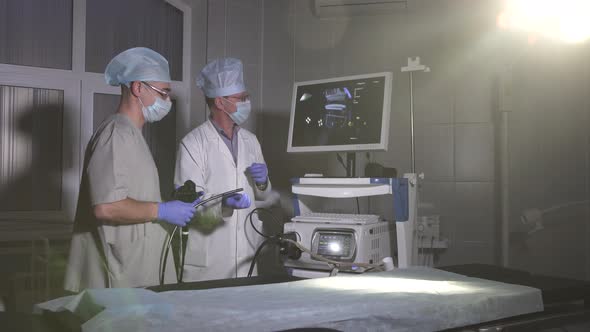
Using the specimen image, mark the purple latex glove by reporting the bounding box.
[223,193,251,209]
[247,163,268,184]
[157,199,199,227]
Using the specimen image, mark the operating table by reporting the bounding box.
[4,264,590,332]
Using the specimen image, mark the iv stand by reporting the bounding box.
[401,57,430,173]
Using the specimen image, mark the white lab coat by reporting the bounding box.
[174,120,273,281]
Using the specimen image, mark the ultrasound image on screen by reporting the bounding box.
[291,76,385,147]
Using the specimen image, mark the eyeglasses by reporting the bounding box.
[142,81,170,99]
[224,94,250,103]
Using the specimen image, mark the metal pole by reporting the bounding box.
[499,65,512,267]
[500,110,510,267]
[409,72,416,173]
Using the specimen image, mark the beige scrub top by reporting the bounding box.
[64,113,175,292]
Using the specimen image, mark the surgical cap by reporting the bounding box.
[104,47,171,86]
[196,57,246,98]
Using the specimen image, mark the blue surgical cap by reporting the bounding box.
[196,57,246,98]
[104,47,171,86]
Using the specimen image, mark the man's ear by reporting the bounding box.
[130,81,142,97]
[214,96,225,111]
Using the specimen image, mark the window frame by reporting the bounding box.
[0,74,80,222]
[0,0,193,226]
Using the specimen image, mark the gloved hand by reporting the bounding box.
[247,163,268,184]
[157,199,199,227]
[223,193,251,209]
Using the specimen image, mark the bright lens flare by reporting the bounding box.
[498,0,590,43]
[328,242,341,252]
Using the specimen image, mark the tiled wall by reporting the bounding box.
[506,45,590,280]
[225,0,590,276]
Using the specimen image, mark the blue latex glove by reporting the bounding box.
[223,193,251,209]
[247,163,268,184]
[157,199,199,227]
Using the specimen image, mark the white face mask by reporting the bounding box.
[222,98,251,125]
[138,84,172,122]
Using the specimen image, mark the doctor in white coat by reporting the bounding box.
[174,57,273,281]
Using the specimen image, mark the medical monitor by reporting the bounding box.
[287,72,392,153]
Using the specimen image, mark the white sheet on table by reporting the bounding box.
[36,267,544,332]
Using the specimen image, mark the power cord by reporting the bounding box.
[246,208,285,277]
[248,208,283,239]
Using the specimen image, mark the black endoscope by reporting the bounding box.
[160,181,244,285]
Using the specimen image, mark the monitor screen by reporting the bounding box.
[287,72,392,153]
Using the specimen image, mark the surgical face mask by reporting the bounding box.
[139,89,172,123]
[223,98,251,125]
